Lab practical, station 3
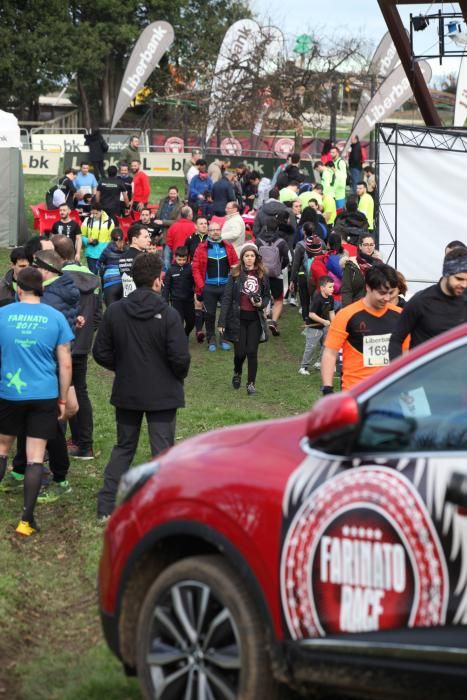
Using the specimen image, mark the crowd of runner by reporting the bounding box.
[1,135,467,536]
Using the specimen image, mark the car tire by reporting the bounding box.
[136,554,280,700]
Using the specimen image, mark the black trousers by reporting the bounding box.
[103,284,123,307]
[69,354,93,451]
[97,407,176,517]
[91,160,105,180]
[234,315,262,384]
[203,285,226,343]
[13,421,69,482]
[172,299,195,336]
[298,275,311,322]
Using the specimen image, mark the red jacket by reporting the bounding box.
[192,239,238,296]
[132,170,150,203]
[166,219,196,254]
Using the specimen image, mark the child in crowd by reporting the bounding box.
[162,246,195,336]
[299,275,335,375]
[98,228,128,306]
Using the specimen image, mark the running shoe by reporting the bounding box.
[298,367,310,376]
[268,321,280,336]
[196,331,205,343]
[97,514,111,525]
[37,480,72,504]
[289,296,298,307]
[208,343,217,352]
[16,519,40,536]
[220,341,231,351]
[232,373,241,390]
[0,471,24,492]
[246,382,257,395]
[313,362,321,370]
[68,446,97,460]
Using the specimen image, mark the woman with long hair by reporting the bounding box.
[218,243,270,395]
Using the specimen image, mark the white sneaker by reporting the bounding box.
[298,367,310,376]
[289,296,298,307]
[313,362,321,370]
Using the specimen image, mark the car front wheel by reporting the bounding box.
[136,554,279,700]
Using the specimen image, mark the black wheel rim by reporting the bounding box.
[145,579,242,699]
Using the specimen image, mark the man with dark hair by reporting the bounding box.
[55,168,77,208]
[118,224,152,297]
[389,247,467,359]
[93,253,190,519]
[117,162,133,215]
[130,160,150,212]
[95,165,129,220]
[51,203,82,259]
[53,234,102,460]
[120,135,141,165]
[321,264,409,392]
[348,135,363,193]
[0,247,29,304]
[154,186,182,238]
[188,160,213,212]
[0,267,73,534]
[445,240,466,255]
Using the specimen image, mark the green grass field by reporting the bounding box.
[1,177,324,699]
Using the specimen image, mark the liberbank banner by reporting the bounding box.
[111,22,174,131]
[350,61,432,144]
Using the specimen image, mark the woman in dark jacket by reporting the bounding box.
[218,243,270,395]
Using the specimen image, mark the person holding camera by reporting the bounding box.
[218,243,270,395]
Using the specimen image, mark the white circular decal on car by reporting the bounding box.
[280,467,449,639]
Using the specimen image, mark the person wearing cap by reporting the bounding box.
[389,246,467,359]
[290,228,324,322]
[218,243,270,395]
[0,267,73,536]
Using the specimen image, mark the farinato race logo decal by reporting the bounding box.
[280,467,449,639]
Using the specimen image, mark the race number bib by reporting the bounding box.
[363,333,390,367]
[122,273,136,298]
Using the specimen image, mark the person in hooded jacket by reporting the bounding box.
[0,247,29,306]
[310,232,346,308]
[252,189,288,237]
[218,243,270,395]
[93,253,190,519]
[84,129,109,180]
[52,235,102,460]
[97,228,128,306]
[256,215,292,336]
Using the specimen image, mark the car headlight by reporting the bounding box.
[116,461,161,507]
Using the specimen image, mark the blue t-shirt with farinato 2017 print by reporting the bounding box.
[0,302,74,401]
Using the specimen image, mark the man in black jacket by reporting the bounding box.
[93,253,190,519]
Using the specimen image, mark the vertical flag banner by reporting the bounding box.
[354,31,406,126]
[454,55,467,127]
[349,61,432,144]
[205,19,264,147]
[111,22,175,131]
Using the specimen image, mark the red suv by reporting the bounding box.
[99,325,467,700]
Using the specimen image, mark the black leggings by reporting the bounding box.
[234,316,261,384]
[103,284,123,307]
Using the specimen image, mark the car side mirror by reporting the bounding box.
[306,394,360,446]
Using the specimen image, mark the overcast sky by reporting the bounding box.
[248,1,462,79]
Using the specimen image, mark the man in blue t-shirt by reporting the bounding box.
[0,267,73,537]
[74,161,98,206]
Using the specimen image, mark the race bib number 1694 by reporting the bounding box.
[363,333,391,367]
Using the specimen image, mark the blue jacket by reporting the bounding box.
[42,273,80,331]
[212,176,235,215]
[98,242,128,289]
[189,174,213,201]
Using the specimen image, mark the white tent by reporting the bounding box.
[0,110,27,247]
